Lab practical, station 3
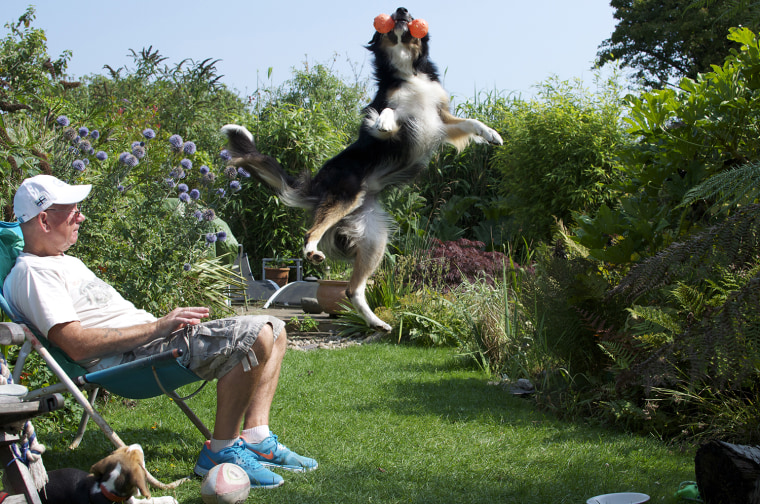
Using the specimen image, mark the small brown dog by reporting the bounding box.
[39,444,178,504]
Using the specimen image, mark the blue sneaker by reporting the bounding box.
[243,433,318,472]
[194,439,284,489]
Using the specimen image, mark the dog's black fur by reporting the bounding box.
[223,7,502,331]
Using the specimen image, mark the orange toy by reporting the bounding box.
[409,18,428,39]
[374,13,394,34]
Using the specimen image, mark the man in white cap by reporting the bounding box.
[3,175,317,489]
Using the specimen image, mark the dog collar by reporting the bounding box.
[99,483,129,503]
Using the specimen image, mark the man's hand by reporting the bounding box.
[157,307,210,337]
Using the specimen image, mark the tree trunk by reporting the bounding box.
[695,440,760,504]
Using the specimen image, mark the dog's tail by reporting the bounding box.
[221,124,313,209]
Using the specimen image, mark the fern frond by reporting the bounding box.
[681,162,760,214]
[628,304,682,335]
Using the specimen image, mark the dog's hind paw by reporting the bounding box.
[305,250,325,264]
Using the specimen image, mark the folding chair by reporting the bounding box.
[0,222,211,489]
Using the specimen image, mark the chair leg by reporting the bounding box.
[165,389,212,440]
[69,387,99,450]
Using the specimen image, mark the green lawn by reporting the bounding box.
[38,344,695,503]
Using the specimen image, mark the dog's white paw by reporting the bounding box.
[478,125,503,145]
[371,319,392,333]
[374,108,398,133]
[304,243,325,264]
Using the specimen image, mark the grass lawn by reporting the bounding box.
[36,343,695,503]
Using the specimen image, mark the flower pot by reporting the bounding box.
[316,279,351,314]
[264,267,290,288]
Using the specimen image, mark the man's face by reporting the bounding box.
[42,203,85,252]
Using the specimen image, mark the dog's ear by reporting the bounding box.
[124,448,151,498]
[90,446,128,478]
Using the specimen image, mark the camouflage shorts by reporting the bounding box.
[119,315,285,380]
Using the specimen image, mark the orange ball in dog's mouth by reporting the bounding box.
[409,18,428,39]
[374,13,395,33]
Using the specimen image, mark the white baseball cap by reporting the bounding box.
[14,175,92,223]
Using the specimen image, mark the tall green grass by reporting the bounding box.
[34,345,694,503]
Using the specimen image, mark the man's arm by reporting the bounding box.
[47,307,210,362]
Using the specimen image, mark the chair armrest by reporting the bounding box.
[0,322,26,346]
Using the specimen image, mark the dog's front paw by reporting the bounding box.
[304,242,325,264]
[374,108,398,133]
[372,320,392,333]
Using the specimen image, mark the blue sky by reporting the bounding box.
[5,1,618,101]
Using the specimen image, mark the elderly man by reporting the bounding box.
[3,174,316,489]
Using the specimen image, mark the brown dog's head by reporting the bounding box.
[90,444,151,499]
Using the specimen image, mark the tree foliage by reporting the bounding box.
[597,0,759,88]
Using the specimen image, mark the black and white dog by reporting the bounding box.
[39,444,177,504]
[223,7,502,331]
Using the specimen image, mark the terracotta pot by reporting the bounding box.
[264,267,290,288]
[316,280,351,314]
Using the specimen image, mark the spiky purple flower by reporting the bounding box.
[78,126,89,137]
[90,130,100,140]
[194,210,204,221]
[199,165,210,175]
[189,189,201,200]
[119,152,130,163]
[203,209,216,221]
[121,154,139,167]
[220,149,231,161]
[117,184,125,192]
[168,134,183,151]
[180,158,192,170]
[72,159,86,172]
[205,232,218,244]
[216,231,227,242]
[165,178,176,188]
[56,115,70,127]
[216,188,226,197]
[132,145,146,159]
[230,180,241,192]
[179,192,191,203]
[224,166,237,179]
[237,167,251,178]
[142,128,156,140]
[177,183,189,193]
[170,167,186,179]
[183,263,192,271]
[183,141,196,155]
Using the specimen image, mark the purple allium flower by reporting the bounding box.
[216,188,226,197]
[88,148,95,155]
[194,210,204,221]
[83,158,90,166]
[199,165,210,175]
[216,231,227,242]
[142,128,156,140]
[132,145,146,159]
[90,130,100,140]
[203,209,216,221]
[78,126,89,137]
[72,136,81,145]
[180,158,192,170]
[72,159,86,172]
[122,154,139,167]
[189,189,201,200]
[94,148,107,159]
[165,178,176,188]
[237,167,251,178]
[117,184,125,192]
[168,134,183,151]
[224,166,237,179]
[56,115,70,127]
[183,141,196,155]
[63,128,77,141]
[78,140,91,152]
[177,183,189,193]
[131,141,142,149]
[179,192,190,203]
[230,180,241,192]
[170,167,186,179]
[118,152,130,163]
[183,263,192,271]
[205,232,218,244]
[220,149,231,161]
[202,172,216,185]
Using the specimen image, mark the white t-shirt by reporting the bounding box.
[3,252,156,368]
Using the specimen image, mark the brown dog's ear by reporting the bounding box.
[125,448,151,498]
[89,445,151,499]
